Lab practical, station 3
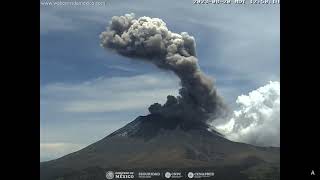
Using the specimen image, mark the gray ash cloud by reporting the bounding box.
[100,13,227,126]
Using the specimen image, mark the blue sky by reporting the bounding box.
[40,0,279,161]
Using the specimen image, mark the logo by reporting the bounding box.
[106,171,134,179]
[311,170,316,175]
[106,171,114,179]
[165,172,171,178]
[138,172,161,178]
[188,172,214,178]
[187,172,194,178]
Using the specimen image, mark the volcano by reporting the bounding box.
[40,114,280,180]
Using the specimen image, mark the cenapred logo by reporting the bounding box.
[106,171,114,179]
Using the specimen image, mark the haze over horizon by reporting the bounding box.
[40,1,279,162]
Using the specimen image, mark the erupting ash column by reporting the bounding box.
[100,13,227,126]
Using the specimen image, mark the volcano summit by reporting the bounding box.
[40,114,280,180]
[40,14,280,180]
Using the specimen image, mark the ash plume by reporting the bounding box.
[100,13,226,127]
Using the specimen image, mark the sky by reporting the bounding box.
[40,0,280,162]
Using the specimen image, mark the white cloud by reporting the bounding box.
[40,73,180,161]
[41,73,180,113]
[214,81,280,147]
[40,142,85,161]
[40,1,279,159]
[41,1,279,89]
[40,9,77,33]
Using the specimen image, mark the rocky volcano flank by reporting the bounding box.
[40,114,280,180]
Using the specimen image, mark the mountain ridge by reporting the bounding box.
[40,114,280,180]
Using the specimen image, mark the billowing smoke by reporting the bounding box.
[100,13,226,126]
[215,81,280,147]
